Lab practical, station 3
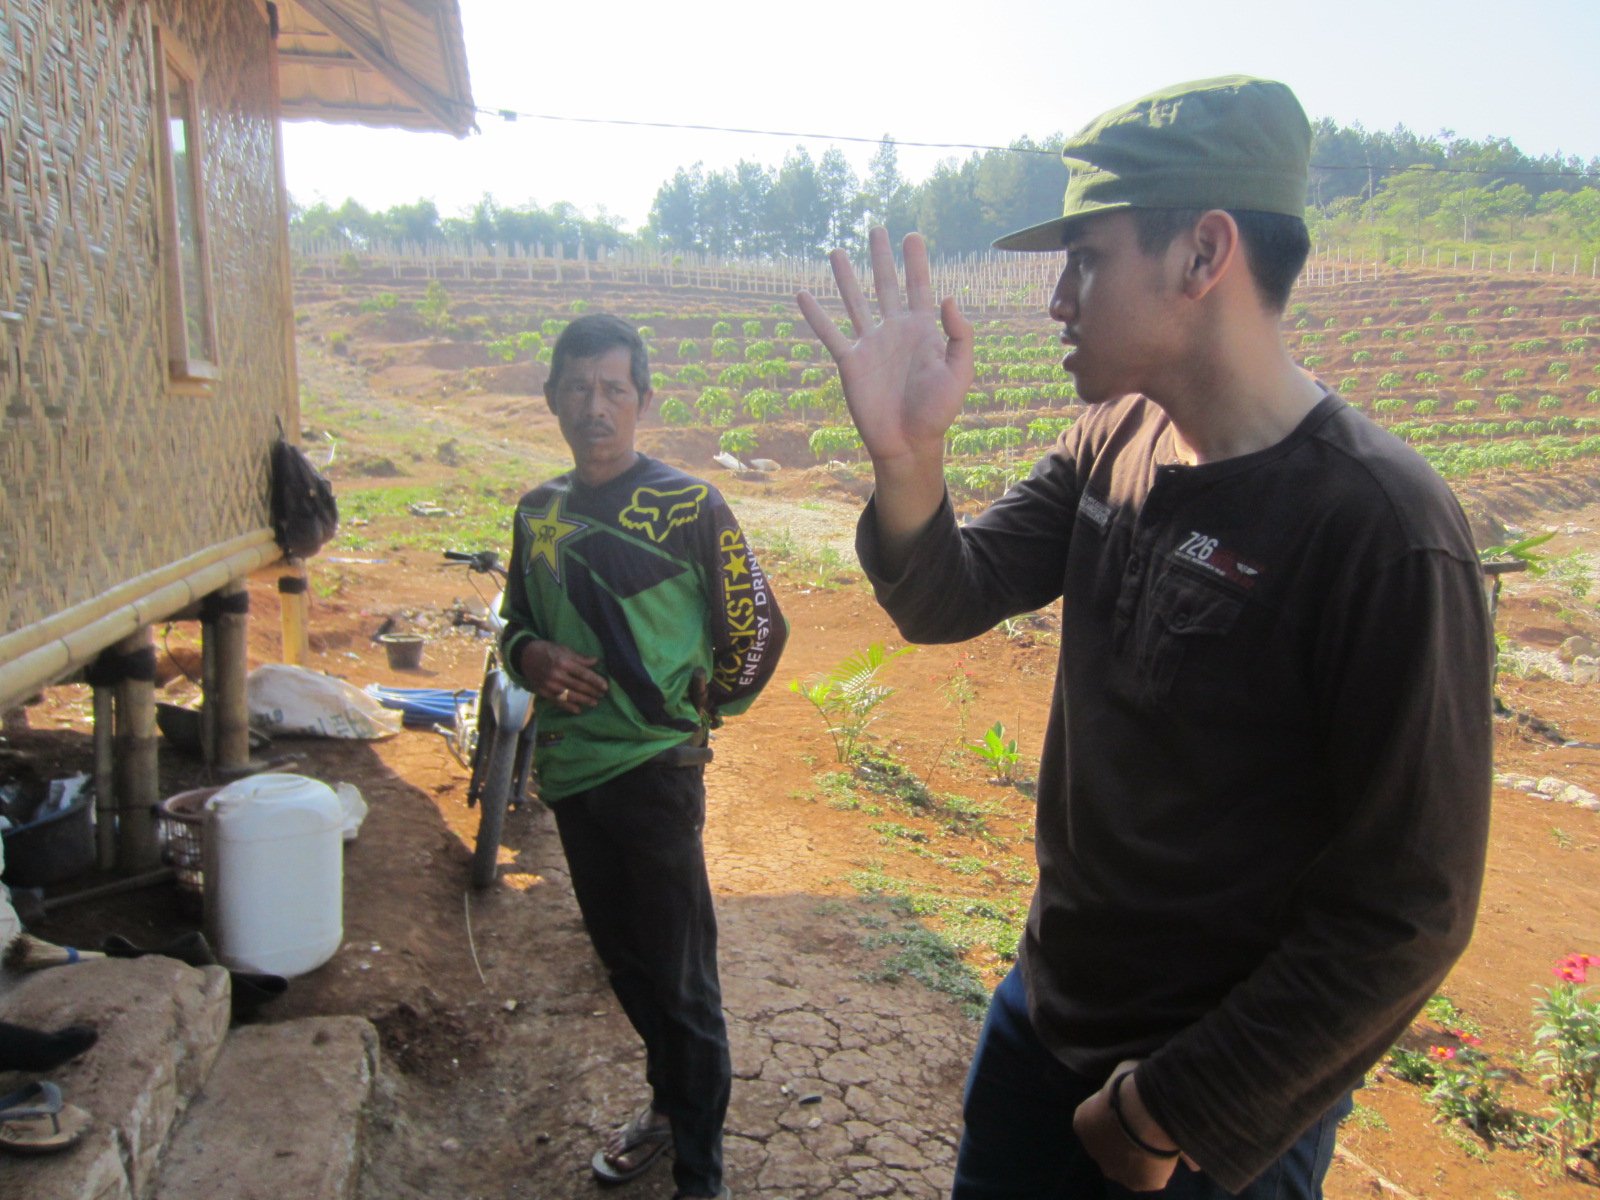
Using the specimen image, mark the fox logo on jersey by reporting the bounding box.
[619,484,707,544]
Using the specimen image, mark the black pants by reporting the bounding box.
[953,966,1351,1199]
[553,761,729,1197]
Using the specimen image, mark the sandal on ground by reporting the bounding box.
[590,1103,671,1184]
[0,1081,91,1155]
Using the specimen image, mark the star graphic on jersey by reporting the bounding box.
[521,495,587,582]
[722,547,750,581]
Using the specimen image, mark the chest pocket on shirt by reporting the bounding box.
[1138,568,1247,699]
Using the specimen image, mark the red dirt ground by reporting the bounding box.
[9,274,1600,1198]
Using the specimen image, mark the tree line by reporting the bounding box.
[290,120,1600,261]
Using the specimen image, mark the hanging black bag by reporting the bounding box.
[269,420,339,558]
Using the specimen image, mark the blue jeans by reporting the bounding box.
[952,967,1351,1199]
[553,762,729,1197]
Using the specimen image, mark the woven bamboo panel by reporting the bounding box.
[0,0,292,636]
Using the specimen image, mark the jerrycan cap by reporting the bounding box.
[209,772,340,817]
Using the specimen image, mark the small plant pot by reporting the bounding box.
[379,634,425,670]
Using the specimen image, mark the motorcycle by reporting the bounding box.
[441,550,537,889]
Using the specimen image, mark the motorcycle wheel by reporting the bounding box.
[470,726,518,890]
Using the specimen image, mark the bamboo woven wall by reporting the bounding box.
[0,0,292,635]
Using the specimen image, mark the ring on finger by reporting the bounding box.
[557,687,569,703]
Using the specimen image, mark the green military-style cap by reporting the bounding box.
[993,75,1311,252]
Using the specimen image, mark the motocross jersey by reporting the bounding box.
[500,454,786,800]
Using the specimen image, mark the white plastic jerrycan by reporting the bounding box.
[203,773,344,977]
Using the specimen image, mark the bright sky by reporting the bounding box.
[282,0,1600,234]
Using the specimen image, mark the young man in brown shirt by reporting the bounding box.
[799,76,1492,1198]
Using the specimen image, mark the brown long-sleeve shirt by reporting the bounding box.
[858,393,1492,1190]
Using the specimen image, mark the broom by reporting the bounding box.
[3,932,107,971]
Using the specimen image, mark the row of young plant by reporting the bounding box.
[1361,389,1600,416]
[1388,415,1600,439]
[1390,954,1600,1180]
[1288,294,1597,339]
[1413,435,1600,478]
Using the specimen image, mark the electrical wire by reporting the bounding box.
[473,103,1600,182]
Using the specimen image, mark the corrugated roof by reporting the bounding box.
[275,0,475,137]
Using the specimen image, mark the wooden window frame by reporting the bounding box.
[151,25,219,386]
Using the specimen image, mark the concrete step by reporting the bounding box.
[1,956,379,1200]
[0,955,231,1199]
[153,1016,377,1200]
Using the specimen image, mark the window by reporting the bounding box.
[152,27,217,383]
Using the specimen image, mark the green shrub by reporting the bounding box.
[719,425,759,456]
[659,397,695,426]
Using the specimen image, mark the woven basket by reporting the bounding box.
[158,786,222,895]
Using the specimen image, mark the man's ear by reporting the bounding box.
[638,387,655,417]
[1181,210,1240,302]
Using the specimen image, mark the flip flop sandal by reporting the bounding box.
[590,1104,671,1184]
[0,1081,91,1155]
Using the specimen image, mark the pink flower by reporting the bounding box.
[1555,952,1597,984]
[1429,1045,1457,1061]
[1451,1030,1482,1047]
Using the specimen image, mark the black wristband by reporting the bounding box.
[1109,1070,1181,1159]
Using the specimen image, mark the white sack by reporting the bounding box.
[247,664,402,740]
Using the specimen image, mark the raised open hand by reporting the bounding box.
[797,228,974,471]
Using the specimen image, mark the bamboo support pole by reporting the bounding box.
[278,559,309,665]
[93,686,116,869]
[112,628,161,872]
[208,580,251,772]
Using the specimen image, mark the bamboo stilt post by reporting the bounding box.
[279,558,309,666]
[92,686,115,869]
[111,628,161,871]
[203,581,250,772]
